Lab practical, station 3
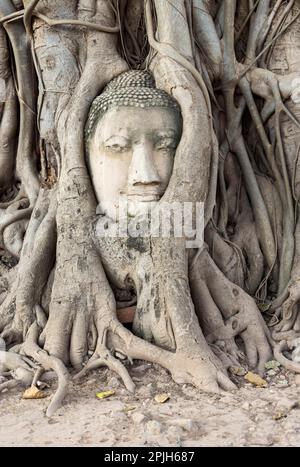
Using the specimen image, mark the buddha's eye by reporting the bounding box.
[106,144,129,153]
[156,137,177,152]
[104,136,131,153]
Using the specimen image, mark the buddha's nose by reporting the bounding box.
[128,140,161,186]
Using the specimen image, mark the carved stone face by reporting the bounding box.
[87,106,181,218]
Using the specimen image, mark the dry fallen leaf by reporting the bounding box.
[244,372,267,387]
[95,390,115,400]
[154,393,170,404]
[22,386,48,400]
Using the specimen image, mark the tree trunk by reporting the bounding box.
[1,0,300,416]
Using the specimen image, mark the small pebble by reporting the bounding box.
[241,402,250,411]
[86,378,97,386]
[131,412,146,424]
[146,420,162,435]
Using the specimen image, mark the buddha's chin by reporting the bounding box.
[127,196,160,217]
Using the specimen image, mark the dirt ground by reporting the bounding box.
[1,360,300,447]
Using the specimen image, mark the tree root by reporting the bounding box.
[268,280,300,372]
[190,248,272,375]
[24,310,237,416]
[0,289,17,341]
[110,323,236,393]
[0,0,40,206]
[23,323,69,417]
[274,340,300,373]
[272,330,300,342]
[74,330,135,393]
[4,0,300,419]
[272,280,300,333]
[0,379,21,392]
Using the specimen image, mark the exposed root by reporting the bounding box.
[0,76,18,194]
[0,187,56,344]
[0,1,40,206]
[74,347,135,393]
[23,323,69,417]
[31,366,44,388]
[272,280,300,333]
[190,249,272,375]
[74,325,135,393]
[3,0,300,420]
[272,330,300,342]
[33,12,120,34]
[0,379,21,392]
[109,320,236,395]
[274,340,300,373]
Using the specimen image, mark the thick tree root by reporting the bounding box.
[74,326,135,393]
[5,0,300,418]
[272,281,300,333]
[109,321,236,394]
[190,249,272,375]
[0,379,21,392]
[0,343,37,395]
[18,315,236,416]
[0,187,56,343]
[267,281,300,372]
[74,348,135,393]
[22,323,69,417]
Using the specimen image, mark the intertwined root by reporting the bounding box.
[73,326,135,394]
[272,281,300,335]
[267,281,300,373]
[6,310,237,417]
[274,340,300,374]
[108,322,236,394]
[190,249,273,375]
[0,247,273,417]
[0,346,35,391]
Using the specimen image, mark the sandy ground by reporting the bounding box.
[1,361,300,447]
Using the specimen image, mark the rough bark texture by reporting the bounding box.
[1,0,300,416]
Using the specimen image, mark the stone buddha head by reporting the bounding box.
[85,71,182,218]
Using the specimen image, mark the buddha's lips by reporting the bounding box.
[126,193,161,202]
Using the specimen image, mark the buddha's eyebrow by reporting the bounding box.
[156,130,177,138]
[103,135,130,144]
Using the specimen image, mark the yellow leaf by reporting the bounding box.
[22,386,48,400]
[154,393,170,404]
[95,390,115,400]
[244,372,267,387]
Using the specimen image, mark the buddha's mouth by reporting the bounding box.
[126,193,162,202]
